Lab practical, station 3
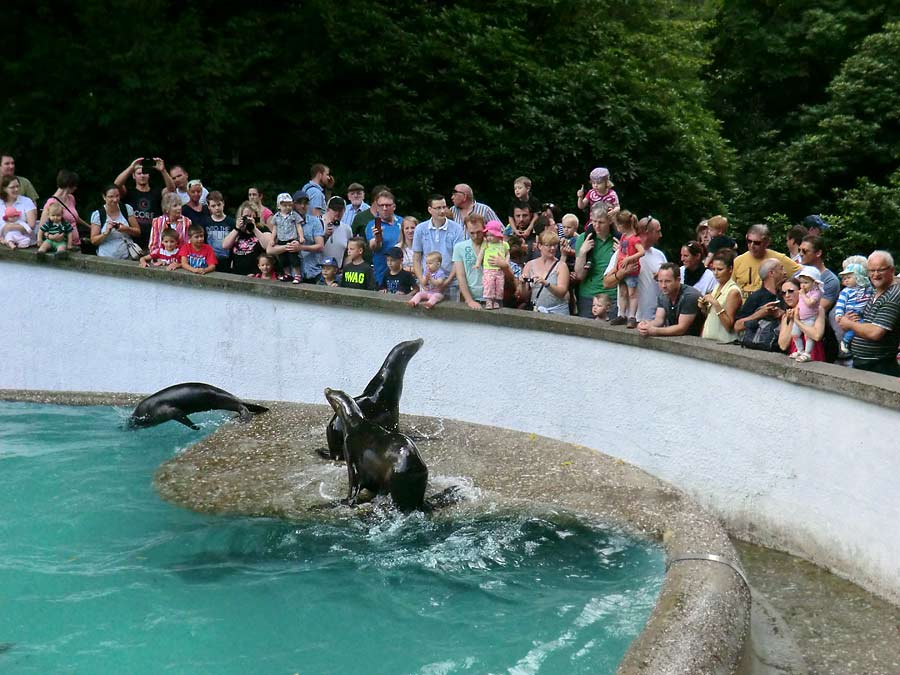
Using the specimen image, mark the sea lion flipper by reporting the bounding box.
[243,402,269,414]
[175,414,200,430]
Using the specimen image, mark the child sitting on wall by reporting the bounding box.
[36,202,73,257]
[408,251,448,309]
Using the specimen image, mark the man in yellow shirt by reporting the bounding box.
[733,224,801,296]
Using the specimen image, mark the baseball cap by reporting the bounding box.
[291,190,310,203]
[321,257,339,267]
[385,246,403,259]
[277,192,293,204]
[3,206,21,220]
[802,214,831,231]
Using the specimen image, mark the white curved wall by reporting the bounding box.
[4,262,899,603]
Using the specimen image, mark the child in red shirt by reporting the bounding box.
[139,228,181,270]
[179,224,217,275]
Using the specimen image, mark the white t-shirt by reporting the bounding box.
[6,195,37,243]
[680,266,717,296]
[323,222,352,267]
[604,246,667,321]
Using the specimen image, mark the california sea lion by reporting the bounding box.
[324,387,428,511]
[128,383,269,430]
[319,338,423,460]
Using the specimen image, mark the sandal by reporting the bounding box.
[794,352,811,363]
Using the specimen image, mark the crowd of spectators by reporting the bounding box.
[2,151,898,379]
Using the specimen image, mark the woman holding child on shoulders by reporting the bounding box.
[519,229,570,315]
[89,184,141,259]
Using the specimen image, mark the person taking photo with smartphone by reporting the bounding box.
[114,157,175,248]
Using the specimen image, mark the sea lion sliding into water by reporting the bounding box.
[128,383,269,430]
[319,338,423,460]
[324,387,428,511]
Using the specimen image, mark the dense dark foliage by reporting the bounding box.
[3,1,898,262]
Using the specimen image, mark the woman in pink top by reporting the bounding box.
[39,170,85,250]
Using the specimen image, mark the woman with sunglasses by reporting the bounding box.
[778,277,826,361]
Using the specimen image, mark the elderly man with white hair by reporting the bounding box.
[838,250,900,377]
[449,183,498,229]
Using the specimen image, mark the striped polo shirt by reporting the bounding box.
[451,201,499,234]
[850,284,900,362]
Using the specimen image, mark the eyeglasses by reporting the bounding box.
[798,247,812,254]
[746,239,766,246]
[782,289,797,294]
[869,267,892,274]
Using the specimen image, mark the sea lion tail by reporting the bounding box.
[243,403,269,414]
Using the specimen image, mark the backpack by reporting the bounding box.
[740,317,780,352]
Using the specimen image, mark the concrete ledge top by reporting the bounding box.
[3,247,897,413]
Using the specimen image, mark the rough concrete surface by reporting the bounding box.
[737,541,900,675]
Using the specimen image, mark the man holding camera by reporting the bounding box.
[323,196,352,269]
[734,258,786,333]
[114,157,175,248]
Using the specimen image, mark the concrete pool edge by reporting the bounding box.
[1,390,752,674]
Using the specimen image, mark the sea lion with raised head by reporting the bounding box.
[324,387,428,511]
[319,338,423,460]
[128,383,269,430]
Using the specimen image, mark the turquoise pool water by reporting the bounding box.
[0,402,664,674]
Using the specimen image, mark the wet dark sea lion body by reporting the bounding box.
[324,387,428,511]
[322,338,423,460]
[128,383,268,430]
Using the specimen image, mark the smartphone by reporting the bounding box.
[140,157,155,171]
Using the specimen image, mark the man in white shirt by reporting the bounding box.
[602,216,666,322]
[413,194,464,302]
